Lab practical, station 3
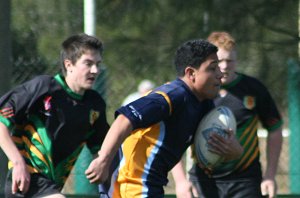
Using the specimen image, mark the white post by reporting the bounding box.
[84,0,95,35]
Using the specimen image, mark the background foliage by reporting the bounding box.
[4,0,299,194]
[10,0,298,121]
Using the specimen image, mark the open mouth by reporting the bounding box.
[87,77,96,84]
[87,76,95,81]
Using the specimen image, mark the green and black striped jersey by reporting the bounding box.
[0,74,109,187]
[190,73,283,179]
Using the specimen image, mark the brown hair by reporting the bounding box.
[60,33,103,75]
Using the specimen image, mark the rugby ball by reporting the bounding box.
[194,106,236,170]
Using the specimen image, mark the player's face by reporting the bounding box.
[192,53,223,101]
[65,49,102,95]
[217,48,237,85]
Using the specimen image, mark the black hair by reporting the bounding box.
[174,39,218,77]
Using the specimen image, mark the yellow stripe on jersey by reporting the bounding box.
[24,125,43,144]
[234,117,260,171]
[115,123,163,197]
[22,136,50,168]
[235,135,259,169]
[239,116,258,141]
[8,161,39,173]
[8,150,27,169]
[155,91,173,115]
[241,146,259,171]
[241,125,258,149]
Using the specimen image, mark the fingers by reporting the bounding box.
[85,159,96,177]
[207,142,225,155]
[261,184,268,197]
[261,179,276,198]
[12,180,19,194]
[85,170,95,180]
[85,163,106,184]
[207,129,243,161]
[207,133,228,154]
[268,185,275,198]
[18,180,25,194]
[85,167,92,177]
[12,178,30,195]
[89,175,100,184]
[86,170,100,184]
[85,166,98,183]
[211,128,233,140]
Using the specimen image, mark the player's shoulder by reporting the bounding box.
[154,79,188,97]
[239,73,267,89]
[22,75,53,92]
[85,89,106,105]
[27,75,53,84]
[151,79,203,115]
[151,79,189,105]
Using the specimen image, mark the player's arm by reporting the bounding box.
[0,122,30,194]
[254,81,283,197]
[171,159,198,198]
[261,126,283,198]
[85,114,133,184]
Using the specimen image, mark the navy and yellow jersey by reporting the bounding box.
[190,73,283,179]
[0,74,109,187]
[112,78,214,197]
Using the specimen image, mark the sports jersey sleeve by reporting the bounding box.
[116,92,171,130]
[116,85,187,130]
[255,81,283,132]
[0,75,52,130]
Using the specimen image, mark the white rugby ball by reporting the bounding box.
[194,106,236,170]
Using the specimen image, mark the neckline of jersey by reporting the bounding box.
[221,72,243,89]
[54,74,83,100]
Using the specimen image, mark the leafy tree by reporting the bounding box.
[10,0,298,121]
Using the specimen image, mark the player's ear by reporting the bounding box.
[185,66,195,80]
[64,59,73,73]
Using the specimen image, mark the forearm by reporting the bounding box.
[171,159,197,198]
[0,122,24,165]
[171,160,188,182]
[86,114,134,183]
[97,114,133,166]
[265,127,283,179]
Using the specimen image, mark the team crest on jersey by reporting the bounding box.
[89,110,100,125]
[243,96,256,109]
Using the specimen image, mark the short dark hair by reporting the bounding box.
[60,33,103,75]
[174,39,218,77]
